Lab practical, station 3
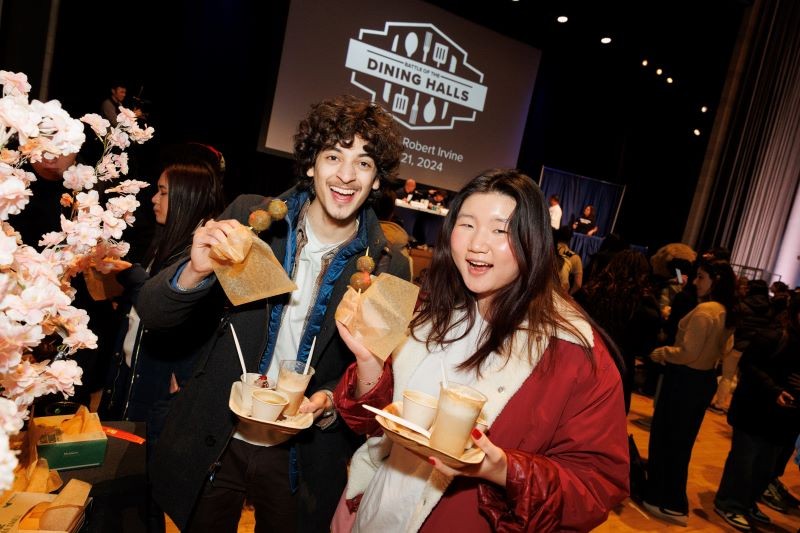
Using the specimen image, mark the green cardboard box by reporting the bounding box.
[31,412,107,470]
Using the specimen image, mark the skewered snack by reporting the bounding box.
[349,271,372,292]
[356,255,376,273]
[248,200,287,233]
[248,209,272,232]
[268,199,288,220]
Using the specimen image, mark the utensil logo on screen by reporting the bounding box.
[345,23,487,131]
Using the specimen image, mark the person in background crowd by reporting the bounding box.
[427,188,449,208]
[374,186,410,248]
[554,225,583,295]
[574,249,660,413]
[714,293,800,530]
[396,177,424,202]
[702,246,732,262]
[99,143,226,533]
[709,279,774,415]
[582,233,628,283]
[332,169,628,532]
[101,81,142,126]
[643,259,737,526]
[138,95,410,532]
[572,204,598,236]
[548,194,562,229]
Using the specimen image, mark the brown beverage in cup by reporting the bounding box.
[277,360,314,416]
[429,382,487,456]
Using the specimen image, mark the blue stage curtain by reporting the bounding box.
[539,167,625,237]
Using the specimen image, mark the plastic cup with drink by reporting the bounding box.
[276,360,315,416]
[429,382,487,456]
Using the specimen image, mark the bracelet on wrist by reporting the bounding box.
[357,373,379,388]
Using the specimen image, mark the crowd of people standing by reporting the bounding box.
[10,88,800,532]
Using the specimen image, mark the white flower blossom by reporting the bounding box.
[0,70,152,488]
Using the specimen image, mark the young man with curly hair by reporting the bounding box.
[137,95,410,532]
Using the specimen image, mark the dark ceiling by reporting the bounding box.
[421,1,748,247]
[0,0,749,250]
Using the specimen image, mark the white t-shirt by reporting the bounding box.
[549,203,562,229]
[233,219,344,446]
[354,312,493,532]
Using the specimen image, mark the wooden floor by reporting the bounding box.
[166,392,800,532]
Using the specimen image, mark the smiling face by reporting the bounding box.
[151,173,169,225]
[306,135,378,240]
[450,192,519,314]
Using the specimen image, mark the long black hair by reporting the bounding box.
[143,158,224,273]
[696,258,739,328]
[411,169,595,374]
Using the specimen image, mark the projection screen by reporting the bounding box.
[260,0,541,192]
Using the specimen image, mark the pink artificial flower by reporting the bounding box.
[106,195,140,218]
[0,232,16,266]
[101,210,126,240]
[108,130,130,150]
[106,179,149,195]
[0,172,33,221]
[75,190,100,208]
[43,359,83,397]
[79,113,110,138]
[62,164,97,191]
[0,70,31,97]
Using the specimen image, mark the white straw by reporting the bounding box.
[440,358,449,389]
[230,323,247,380]
[303,336,317,375]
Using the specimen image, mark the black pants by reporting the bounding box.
[186,439,297,533]
[645,363,717,513]
[715,427,782,513]
[772,436,799,479]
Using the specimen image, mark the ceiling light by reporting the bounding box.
[655,68,663,76]
[600,37,612,44]
[693,129,701,136]
[641,59,648,67]
[666,77,673,84]
[701,106,708,113]
[557,15,568,23]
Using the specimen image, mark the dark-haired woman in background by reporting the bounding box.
[713,293,800,530]
[572,204,598,236]
[574,249,660,413]
[100,146,225,532]
[333,169,628,532]
[101,146,225,428]
[642,259,737,526]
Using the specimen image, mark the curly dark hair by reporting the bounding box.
[293,95,402,192]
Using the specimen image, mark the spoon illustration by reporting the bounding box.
[405,32,419,58]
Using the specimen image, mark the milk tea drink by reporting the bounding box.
[240,373,270,414]
[429,382,487,456]
[277,360,314,416]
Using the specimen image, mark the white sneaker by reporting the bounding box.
[642,501,688,526]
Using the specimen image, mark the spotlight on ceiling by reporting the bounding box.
[557,15,569,23]
[600,37,612,44]
[693,129,701,136]
[701,106,708,113]
[666,77,674,84]
[642,59,648,67]
[655,68,663,76]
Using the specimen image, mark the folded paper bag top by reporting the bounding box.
[335,273,420,361]
[209,224,296,306]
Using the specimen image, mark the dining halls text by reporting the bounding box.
[366,58,470,101]
[403,137,464,162]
